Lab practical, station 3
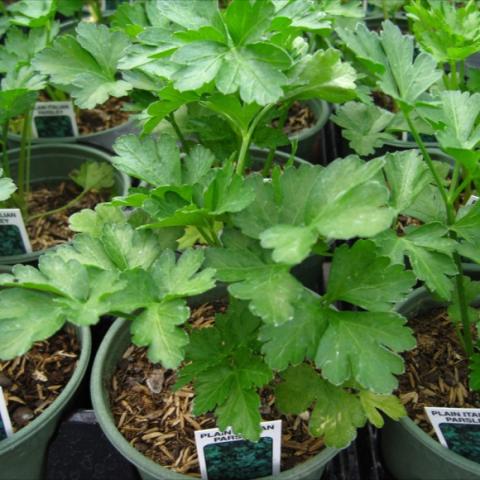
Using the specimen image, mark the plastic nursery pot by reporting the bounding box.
[0,143,130,266]
[381,287,480,480]
[0,326,92,480]
[278,99,330,165]
[364,13,409,32]
[91,297,339,480]
[8,115,139,153]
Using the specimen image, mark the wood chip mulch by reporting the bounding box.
[0,327,79,432]
[272,101,317,135]
[398,308,480,436]
[26,180,110,251]
[110,303,325,477]
[77,96,131,135]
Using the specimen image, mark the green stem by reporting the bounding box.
[453,254,474,356]
[450,175,472,204]
[28,189,88,222]
[382,0,388,19]
[167,112,190,154]
[450,61,458,90]
[1,121,10,178]
[262,101,292,177]
[236,105,273,175]
[403,109,453,223]
[17,110,33,211]
[459,60,465,90]
[448,162,460,198]
[404,107,473,356]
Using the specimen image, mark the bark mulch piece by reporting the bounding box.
[397,308,480,436]
[77,96,131,135]
[272,101,317,136]
[110,303,325,477]
[0,326,80,432]
[26,180,111,251]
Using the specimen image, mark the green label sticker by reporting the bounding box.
[194,420,281,480]
[426,407,480,463]
[32,101,78,139]
[0,209,31,257]
[0,387,13,441]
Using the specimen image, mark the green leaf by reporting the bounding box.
[339,21,442,108]
[432,91,480,172]
[275,365,366,448]
[0,168,16,202]
[225,0,275,45]
[1,255,90,299]
[259,289,328,370]
[406,0,480,63]
[203,162,255,215]
[315,309,415,393]
[286,49,356,103]
[70,162,115,191]
[260,224,316,265]
[0,289,66,360]
[149,248,216,299]
[228,267,304,326]
[0,88,37,124]
[327,241,415,311]
[216,382,262,441]
[8,0,55,27]
[69,205,127,238]
[205,237,305,326]
[332,102,396,156]
[383,150,432,213]
[452,200,480,244]
[112,134,181,186]
[234,158,394,243]
[130,299,190,368]
[101,223,164,271]
[359,390,406,428]
[374,225,457,300]
[33,23,132,108]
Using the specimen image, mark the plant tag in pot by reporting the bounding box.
[194,420,282,480]
[31,101,78,139]
[0,209,31,256]
[0,387,13,440]
[466,195,479,206]
[425,407,480,462]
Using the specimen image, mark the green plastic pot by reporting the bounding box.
[0,326,91,480]
[381,287,480,480]
[278,100,330,165]
[0,143,130,266]
[91,290,339,480]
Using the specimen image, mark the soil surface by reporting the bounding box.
[398,308,480,436]
[77,96,130,135]
[26,180,111,251]
[273,101,317,136]
[110,303,325,477]
[0,327,79,432]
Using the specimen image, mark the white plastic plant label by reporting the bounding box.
[31,101,78,139]
[466,195,479,207]
[0,208,32,257]
[194,420,282,480]
[0,387,13,440]
[425,407,480,463]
